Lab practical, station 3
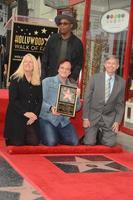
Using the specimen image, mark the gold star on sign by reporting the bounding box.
[34,30,38,35]
[41,28,47,34]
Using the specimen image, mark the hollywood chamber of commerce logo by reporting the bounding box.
[101,9,129,33]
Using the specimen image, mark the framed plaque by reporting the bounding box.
[56,84,77,117]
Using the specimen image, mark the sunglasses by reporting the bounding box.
[58,22,71,26]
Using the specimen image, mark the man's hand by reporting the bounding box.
[112,122,119,132]
[51,106,61,116]
[83,119,90,128]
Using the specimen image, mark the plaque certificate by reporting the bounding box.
[56,84,77,117]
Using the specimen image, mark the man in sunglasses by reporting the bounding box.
[41,13,83,83]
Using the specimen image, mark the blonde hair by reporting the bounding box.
[11,53,41,85]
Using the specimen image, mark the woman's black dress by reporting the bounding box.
[4,76,42,145]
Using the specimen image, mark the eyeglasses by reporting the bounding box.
[58,22,71,26]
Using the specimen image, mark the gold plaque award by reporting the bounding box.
[56,84,77,117]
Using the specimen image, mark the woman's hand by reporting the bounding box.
[24,112,37,120]
[26,118,35,125]
[24,112,37,125]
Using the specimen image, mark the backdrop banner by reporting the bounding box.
[7,21,58,83]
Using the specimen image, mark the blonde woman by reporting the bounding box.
[4,53,42,145]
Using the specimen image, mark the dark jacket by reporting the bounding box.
[41,33,84,81]
[4,76,42,142]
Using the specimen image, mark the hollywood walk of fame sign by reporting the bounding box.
[7,21,58,84]
[56,84,77,117]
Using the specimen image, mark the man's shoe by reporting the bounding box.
[79,136,85,145]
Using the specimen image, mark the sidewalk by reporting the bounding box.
[117,132,133,152]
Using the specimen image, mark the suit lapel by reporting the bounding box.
[102,73,106,99]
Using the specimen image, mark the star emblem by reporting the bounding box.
[0,180,43,199]
[41,28,47,34]
[63,89,72,102]
[34,30,38,35]
[54,156,120,173]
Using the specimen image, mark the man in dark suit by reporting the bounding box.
[82,55,125,146]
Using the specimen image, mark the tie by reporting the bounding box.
[105,77,112,102]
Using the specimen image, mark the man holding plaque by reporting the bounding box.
[39,59,80,146]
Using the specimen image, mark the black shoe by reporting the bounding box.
[79,136,85,145]
[96,129,103,145]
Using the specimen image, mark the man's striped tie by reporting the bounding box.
[105,77,112,102]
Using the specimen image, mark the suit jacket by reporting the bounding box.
[83,72,125,127]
